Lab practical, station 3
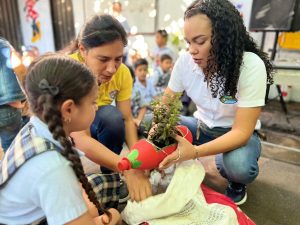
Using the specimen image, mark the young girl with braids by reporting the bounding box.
[0,54,121,225]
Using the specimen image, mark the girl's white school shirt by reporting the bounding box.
[0,116,87,225]
[169,51,267,129]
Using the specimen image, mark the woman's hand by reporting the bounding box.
[123,169,152,202]
[159,135,196,170]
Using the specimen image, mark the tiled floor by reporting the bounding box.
[260,100,300,137]
[201,155,300,225]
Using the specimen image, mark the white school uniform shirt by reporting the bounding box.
[0,116,87,225]
[132,78,157,117]
[168,51,267,129]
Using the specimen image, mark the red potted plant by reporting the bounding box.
[118,94,192,171]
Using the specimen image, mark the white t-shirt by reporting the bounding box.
[168,51,267,128]
[115,14,130,33]
[0,117,87,225]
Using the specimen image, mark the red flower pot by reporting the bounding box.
[118,125,192,171]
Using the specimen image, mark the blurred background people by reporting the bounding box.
[151,53,173,95]
[150,29,176,69]
[111,0,130,34]
[131,58,157,127]
[22,45,40,67]
[0,37,27,152]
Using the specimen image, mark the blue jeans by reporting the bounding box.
[0,105,22,152]
[90,105,125,173]
[179,116,261,185]
[0,39,26,105]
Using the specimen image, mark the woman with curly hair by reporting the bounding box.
[158,0,273,205]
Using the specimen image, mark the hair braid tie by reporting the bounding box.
[38,79,59,96]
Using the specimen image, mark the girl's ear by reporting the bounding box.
[61,99,76,123]
[78,44,87,61]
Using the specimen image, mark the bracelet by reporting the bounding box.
[194,145,200,159]
[173,149,181,162]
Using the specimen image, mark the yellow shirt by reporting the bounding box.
[69,52,133,107]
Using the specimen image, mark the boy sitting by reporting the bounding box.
[151,54,173,95]
[131,58,157,127]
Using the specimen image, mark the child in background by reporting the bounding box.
[111,1,130,34]
[150,29,176,69]
[151,54,173,95]
[131,58,157,127]
[0,54,121,225]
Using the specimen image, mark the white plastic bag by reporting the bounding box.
[121,160,239,225]
[149,164,176,194]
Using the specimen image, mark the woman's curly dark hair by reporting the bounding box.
[185,0,273,98]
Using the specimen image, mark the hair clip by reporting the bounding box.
[38,79,59,96]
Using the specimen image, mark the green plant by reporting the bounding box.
[170,32,185,53]
[148,93,183,148]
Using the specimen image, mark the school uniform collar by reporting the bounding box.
[135,78,148,89]
[30,116,84,156]
[156,67,168,75]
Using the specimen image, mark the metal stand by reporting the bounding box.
[261,31,289,117]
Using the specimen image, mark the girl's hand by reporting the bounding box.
[159,135,196,170]
[65,208,121,225]
[96,208,122,225]
[123,169,152,202]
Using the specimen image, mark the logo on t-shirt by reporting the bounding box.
[219,95,237,104]
[109,90,118,100]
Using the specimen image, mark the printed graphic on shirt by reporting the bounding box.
[219,95,238,104]
[109,90,119,100]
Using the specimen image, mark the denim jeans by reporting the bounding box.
[0,38,26,105]
[0,105,22,152]
[90,105,125,173]
[179,116,261,185]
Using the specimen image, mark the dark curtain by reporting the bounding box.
[0,0,23,51]
[50,0,75,51]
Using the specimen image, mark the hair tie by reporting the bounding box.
[38,79,59,96]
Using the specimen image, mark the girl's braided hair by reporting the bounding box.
[25,53,111,222]
[185,0,273,98]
